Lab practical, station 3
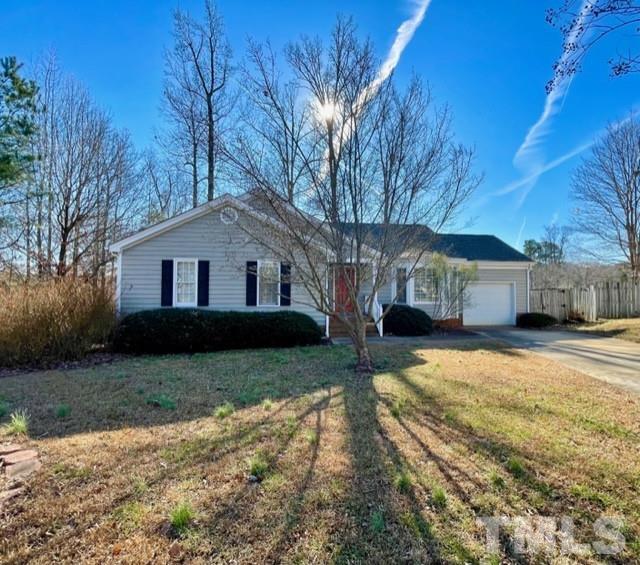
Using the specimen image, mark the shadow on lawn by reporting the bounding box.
[1,339,609,562]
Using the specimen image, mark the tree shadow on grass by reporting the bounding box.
[334,374,443,562]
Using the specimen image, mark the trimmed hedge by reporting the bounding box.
[382,304,433,336]
[113,308,322,354]
[516,312,558,329]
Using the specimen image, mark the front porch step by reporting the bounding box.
[329,316,379,338]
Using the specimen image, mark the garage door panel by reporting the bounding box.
[464,283,515,326]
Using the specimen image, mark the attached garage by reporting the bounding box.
[464,282,516,326]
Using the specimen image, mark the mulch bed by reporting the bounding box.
[0,352,128,379]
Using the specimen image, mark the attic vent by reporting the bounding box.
[220,206,238,225]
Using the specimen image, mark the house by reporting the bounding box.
[109,192,533,336]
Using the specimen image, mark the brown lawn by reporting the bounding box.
[571,318,640,344]
[0,339,639,563]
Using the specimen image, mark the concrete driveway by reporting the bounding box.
[476,327,640,395]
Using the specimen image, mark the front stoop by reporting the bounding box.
[0,443,41,506]
[329,315,379,338]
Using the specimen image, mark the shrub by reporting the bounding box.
[0,279,115,367]
[516,312,558,329]
[382,304,433,336]
[113,309,322,355]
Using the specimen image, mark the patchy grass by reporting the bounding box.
[4,409,28,435]
[213,401,234,419]
[0,340,639,563]
[55,404,71,419]
[145,393,176,410]
[248,451,270,480]
[169,501,195,536]
[571,317,640,344]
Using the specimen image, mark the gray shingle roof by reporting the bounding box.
[343,223,531,262]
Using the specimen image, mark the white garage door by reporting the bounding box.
[464,283,515,326]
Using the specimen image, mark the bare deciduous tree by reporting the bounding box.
[228,18,480,374]
[169,0,232,202]
[572,115,640,277]
[547,0,640,91]
[2,59,140,282]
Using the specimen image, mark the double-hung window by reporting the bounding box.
[413,266,438,303]
[174,259,198,307]
[258,260,280,306]
[395,267,408,304]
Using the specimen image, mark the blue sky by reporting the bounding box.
[2,0,639,249]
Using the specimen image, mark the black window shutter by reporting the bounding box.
[280,263,291,306]
[246,261,258,306]
[161,260,173,307]
[197,260,210,306]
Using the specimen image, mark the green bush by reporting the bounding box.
[516,312,558,329]
[382,304,433,336]
[113,309,322,354]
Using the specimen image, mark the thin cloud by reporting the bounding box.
[496,139,594,198]
[362,0,433,102]
[514,0,594,170]
[496,108,640,205]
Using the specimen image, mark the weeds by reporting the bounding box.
[431,486,447,509]
[214,402,234,419]
[304,429,318,445]
[56,404,71,419]
[170,502,195,535]
[370,509,385,533]
[262,398,273,411]
[505,457,526,479]
[4,410,28,435]
[146,394,176,410]
[390,397,406,418]
[394,471,412,493]
[248,452,270,480]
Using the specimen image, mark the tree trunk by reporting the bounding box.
[353,324,374,375]
[192,140,199,208]
[207,101,214,201]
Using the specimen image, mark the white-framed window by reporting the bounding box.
[395,267,408,304]
[258,260,280,306]
[413,266,438,304]
[174,258,198,307]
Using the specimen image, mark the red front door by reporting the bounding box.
[335,266,356,312]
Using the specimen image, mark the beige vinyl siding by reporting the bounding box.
[119,209,325,326]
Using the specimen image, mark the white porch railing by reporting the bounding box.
[364,294,384,337]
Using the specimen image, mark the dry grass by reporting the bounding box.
[0,340,639,563]
[0,279,115,367]
[571,318,640,344]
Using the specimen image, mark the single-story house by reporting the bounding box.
[109,192,533,336]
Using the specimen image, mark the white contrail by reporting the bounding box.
[497,107,640,205]
[514,0,594,170]
[496,139,594,197]
[361,0,433,104]
[317,0,433,174]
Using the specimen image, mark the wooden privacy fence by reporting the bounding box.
[530,281,640,322]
